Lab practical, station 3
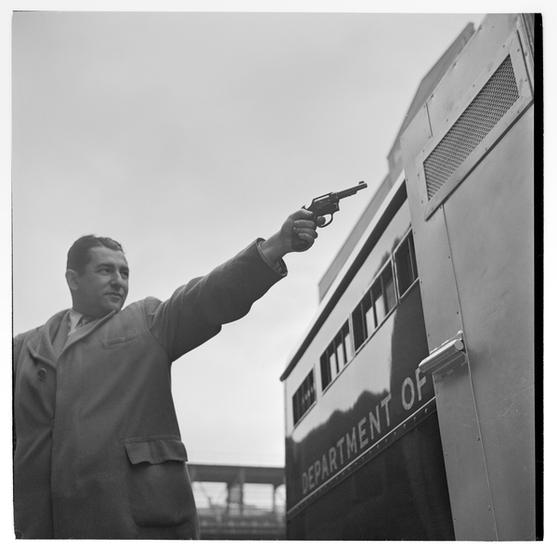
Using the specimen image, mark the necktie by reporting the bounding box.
[68,314,93,336]
[76,315,92,329]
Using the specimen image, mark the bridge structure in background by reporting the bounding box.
[188,463,286,540]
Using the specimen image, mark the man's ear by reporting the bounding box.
[65,269,79,291]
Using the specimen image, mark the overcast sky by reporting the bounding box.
[11,11,486,468]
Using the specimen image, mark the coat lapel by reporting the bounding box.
[63,310,116,352]
[26,309,117,365]
[26,310,70,368]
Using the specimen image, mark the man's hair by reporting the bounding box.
[66,235,125,274]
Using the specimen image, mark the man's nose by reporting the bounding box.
[110,272,126,287]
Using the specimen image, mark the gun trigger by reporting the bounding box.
[319,214,334,228]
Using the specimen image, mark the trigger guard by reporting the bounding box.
[317,214,334,228]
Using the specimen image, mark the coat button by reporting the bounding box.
[38,368,47,381]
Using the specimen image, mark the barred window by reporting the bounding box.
[320,321,353,390]
[342,322,353,363]
[292,369,316,425]
[320,354,332,391]
[371,261,395,327]
[395,232,418,296]
[316,232,420,396]
[371,277,385,327]
[352,293,371,351]
[382,262,396,315]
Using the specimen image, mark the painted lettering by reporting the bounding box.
[302,472,309,495]
[381,393,392,427]
[415,366,426,402]
[358,416,369,448]
[321,453,329,479]
[298,380,427,498]
[402,376,415,410]
[336,436,345,465]
[369,405,381,439]
[329,446,338,473]
[346,427,358,459]
[314,459,321,484]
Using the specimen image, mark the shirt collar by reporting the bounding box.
[68,309,90,334]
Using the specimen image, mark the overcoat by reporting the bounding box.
[13,240,286,539]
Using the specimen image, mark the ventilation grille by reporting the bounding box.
[424,55,520,200]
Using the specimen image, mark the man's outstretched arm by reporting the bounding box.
[146,208,323,360]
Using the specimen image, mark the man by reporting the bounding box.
[13,209,323,539]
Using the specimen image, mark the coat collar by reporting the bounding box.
[25,310,69,368]
[64,311,114,349]
[26,309,116,367]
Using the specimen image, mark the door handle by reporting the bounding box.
[418,331,466,374]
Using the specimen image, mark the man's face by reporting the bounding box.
[67,246,129,317]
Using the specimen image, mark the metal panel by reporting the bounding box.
[400,105,463,351]
[287,413,454,540]
[424,55,520,199]
[402,103,496,540]
[401,14,536,541]
[285,286,431,513]
[420,31,533,219]
[430,356,497,539]
[517,15,536,91]
[443,107,535,540]
[425,14,521,136]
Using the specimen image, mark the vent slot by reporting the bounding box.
[424,55,520,200]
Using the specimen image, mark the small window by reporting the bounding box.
[335,336,344,371]
[372,278,385,326]
[372,261,396,326]
[382,263,396,313]
[352,303,364,351]
[342,322,353,363]
[352,293,371,351]
[328,343,338,376]
[395,233,418,296]
[320,354,331,390]
[320,321,353,391]
[364,293,376,333]
[292,369,316,425]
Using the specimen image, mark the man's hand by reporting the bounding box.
[259,209,325,265]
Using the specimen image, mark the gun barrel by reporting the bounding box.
[335,181,368,199]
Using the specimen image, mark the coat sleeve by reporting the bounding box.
[12,331,30,453]
[144,239,287,362]
[12,335,23,453]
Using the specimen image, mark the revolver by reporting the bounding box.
[304,181,368,227]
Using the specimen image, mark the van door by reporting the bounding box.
[400,14,536,540]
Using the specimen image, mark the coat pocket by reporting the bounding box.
[102,332,139,348]
[124,437,194,528]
